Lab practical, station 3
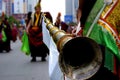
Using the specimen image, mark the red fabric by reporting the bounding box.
[28,27,43,47]
[11,27,18,42]
[28,12,52,47]
[44,12,53,23]
[61,22,69,32]
[0,33,2,40]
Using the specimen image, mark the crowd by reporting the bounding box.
[0,12,18,53]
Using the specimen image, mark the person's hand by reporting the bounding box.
[26,28,29,34]
[26,20,31,35]
[72,28,77,37]
[72,22,82,37]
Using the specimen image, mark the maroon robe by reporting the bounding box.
[28,12,52,57]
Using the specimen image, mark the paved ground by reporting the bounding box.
[0,39,50,80]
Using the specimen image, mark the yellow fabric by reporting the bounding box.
[106,1,120,36]
[101,0,120,35]
[99,0,120,47]
[35,13,40,27]
[31,13,40,30]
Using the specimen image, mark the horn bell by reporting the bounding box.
[59,37,103,80]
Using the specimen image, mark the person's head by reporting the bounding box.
[57,12,61,18]
[56,12,61,23]
[34,0,41,14]
[35,6,41,14]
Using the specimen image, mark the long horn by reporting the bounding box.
[43,14,103,80]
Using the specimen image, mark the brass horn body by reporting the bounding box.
[43,15,103,80]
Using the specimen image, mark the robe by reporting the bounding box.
[28,12,52,58]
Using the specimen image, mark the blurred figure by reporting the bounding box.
[0,12,12,52]
[54,12,69,32]
[11,23,18,42]
[0,20,4,52]
[26,0,52,62]
[20,11,32,56]
[25,12,32,27]
[54,12,61,29]
[18,24,25,41]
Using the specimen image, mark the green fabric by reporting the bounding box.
[2,29,7,42]
[83,0,120,61]
[105,48,114,72]
[83,22,119,60]
[82,0,120,71]
[21,31,30,56]
[83,22,120,71]
[86,0,104,24]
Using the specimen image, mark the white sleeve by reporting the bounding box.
[75,22,81,35]
[31,13,34,26]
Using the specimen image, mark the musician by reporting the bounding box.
[72,0,120,79]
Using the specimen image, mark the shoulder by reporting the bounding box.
[31,13,35,18]
[43,12,53,23]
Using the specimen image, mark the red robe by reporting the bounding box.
[28,12,52,57]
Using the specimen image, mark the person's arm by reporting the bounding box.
[26,20,31,34]
[72,0,84,37]
[76,0,84,24]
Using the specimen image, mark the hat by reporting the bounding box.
[35,0,41,9]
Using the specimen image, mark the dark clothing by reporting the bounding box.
[54,21,69,32]
[60,22,69,32]
[30,43,49,58]
[88,67,119,80]
[44,12,53,23]
[0,20,12,52]
[26,12,32,26]
[80,0,97,25]
[29,25,43,47]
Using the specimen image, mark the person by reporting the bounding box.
[71,0,120,80]
[72,0,97,37]
[0,12,12,52]
[0,20,4,52]
[18,24,25,41]
[11,23,18,42]
[26,0,52,62]
[25,12,32,27]
[54,12,69,32]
